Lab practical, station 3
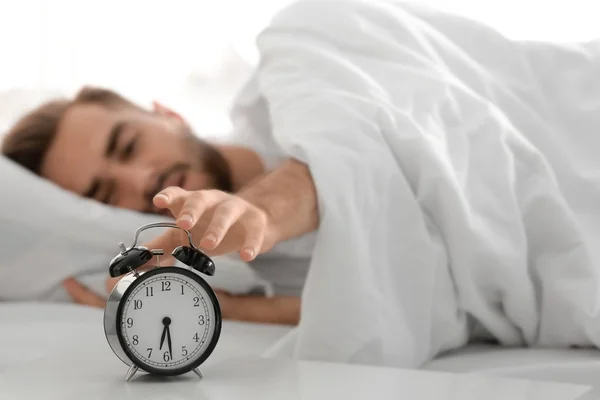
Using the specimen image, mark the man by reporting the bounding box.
[1,86,317,325]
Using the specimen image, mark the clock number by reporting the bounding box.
[133,300,142,310]
[147,348,153,358]
[127,318,134,328]
[193,297,200,307]
[198,315,205,325]
[132,335,139,345]
[182,346,188,356]
[146,286,154,297]
[161,281,171,291]
[181,285,185,295]
[163,351,171,362]
[193,333,200,343]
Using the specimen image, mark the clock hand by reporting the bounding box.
[159,325,167,350]
[166,324,173,357]
[161,317,172,354]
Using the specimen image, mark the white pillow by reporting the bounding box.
[0,154,272,301]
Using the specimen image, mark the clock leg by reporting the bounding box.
[125,364,139,381]
[192,367,203,379]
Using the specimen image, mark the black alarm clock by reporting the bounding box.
[103,222,222,381]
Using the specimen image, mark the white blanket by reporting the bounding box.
[241,0,600,367]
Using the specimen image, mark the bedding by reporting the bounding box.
[238,0,600,368]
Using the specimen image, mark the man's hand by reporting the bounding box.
[145,158,319,260]
[147,188,277,262]
[63,276,131,308]
[63,278,106,308]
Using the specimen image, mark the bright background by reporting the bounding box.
[0,0,599,135]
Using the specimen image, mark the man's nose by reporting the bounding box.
[115,164,156,205]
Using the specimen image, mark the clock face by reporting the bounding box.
[116,267,221,374]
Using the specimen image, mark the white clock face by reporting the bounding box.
[119,270,218,371]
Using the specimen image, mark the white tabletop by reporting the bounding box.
[0,348,592,400]
[0,303,594,400]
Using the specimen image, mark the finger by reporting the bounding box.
[239,214,267,262]
[177,190,223,230]
[153,186,188,214]
[63,278,106,308]
[201,199,245,249]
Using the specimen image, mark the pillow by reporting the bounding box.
[0,154,273,301]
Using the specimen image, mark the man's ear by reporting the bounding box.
[152,101,183,120]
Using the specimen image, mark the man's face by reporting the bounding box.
[41,102,232,214]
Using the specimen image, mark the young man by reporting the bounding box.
[1,86,319,325]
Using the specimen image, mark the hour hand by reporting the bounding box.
[160,317,172,351]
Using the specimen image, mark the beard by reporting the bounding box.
[144,129,234,216]
[192,137,233,193]
[180,129,233,193]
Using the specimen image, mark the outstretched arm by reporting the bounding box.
[237,158,319,247]
[145,158,320,262]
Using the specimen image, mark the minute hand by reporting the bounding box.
[159,325,167,350]
[166,325,173,357]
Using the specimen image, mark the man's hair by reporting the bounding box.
[0,86,141,175]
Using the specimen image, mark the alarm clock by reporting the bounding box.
[103,222,222,381]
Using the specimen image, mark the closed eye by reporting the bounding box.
[121,135,139,161]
